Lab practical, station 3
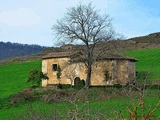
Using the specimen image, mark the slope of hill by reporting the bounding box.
[123,48,160,82]
[1,32,160,62]
[0,42,46,60]
[0,47,159,99]
[0,46,65,65]
[122,32,160,50]
[0,60,41,98]
[128,32,160,44]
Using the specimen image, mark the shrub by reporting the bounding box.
[74,78,85,89]
[57,83,62,89]
[113,84,123,89]
[145,84,160,89]
[56,65,61,79]
[57,84,71,89]
[27,69,48,86]
[79,79,85,87]
[104,70,110,81]
[136,71,151,81]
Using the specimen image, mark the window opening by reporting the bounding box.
[52,64,57,71]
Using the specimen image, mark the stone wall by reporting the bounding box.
[42,58,136,87]
[42,57,71,86]
[42,59,48,86]
[127,61,136,83]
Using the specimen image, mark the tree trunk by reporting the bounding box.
[85,63,92,90]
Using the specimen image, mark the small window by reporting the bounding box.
[52,64,57,71]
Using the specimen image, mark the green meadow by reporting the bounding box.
[0,60,41,98]
[123,48,160,81]
[0,48,160,119]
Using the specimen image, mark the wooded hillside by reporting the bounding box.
[0,42,46,60]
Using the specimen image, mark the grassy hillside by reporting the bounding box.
[123,48,160,81]
[0,48,160,98]
[0,49,160,119]
[0,60,41,98]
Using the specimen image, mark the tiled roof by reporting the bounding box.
[42,51,72,59]
[98,53,138,61]
[70,52,138,62]
[42,51,138,62]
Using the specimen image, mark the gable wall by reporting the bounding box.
[42,57,70,86]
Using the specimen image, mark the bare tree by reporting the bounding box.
[53,3,115,89]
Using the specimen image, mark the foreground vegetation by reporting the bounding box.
[0,48,160,119]
[0,88,159,119]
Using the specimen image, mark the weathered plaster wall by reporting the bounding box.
[65,63,86,85]
[42,58,136,87]
[90,61,112,85]
[42,57,71,86]
[127,61,136,83]
[42,60,48,86]
[116,60,128,85]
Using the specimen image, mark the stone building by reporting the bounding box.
[42,51,137,87]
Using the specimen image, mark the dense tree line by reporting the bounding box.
[0,41,46,60]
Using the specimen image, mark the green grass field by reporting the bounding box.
[0,48,160,119]
[123,48,160,81]
[0,60,41,98]
[0,92,159,120]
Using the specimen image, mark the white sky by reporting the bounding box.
[0,0,160,47]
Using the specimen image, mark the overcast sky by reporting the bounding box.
[0,0,160,47]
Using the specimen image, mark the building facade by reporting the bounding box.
[42,51,137,87]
